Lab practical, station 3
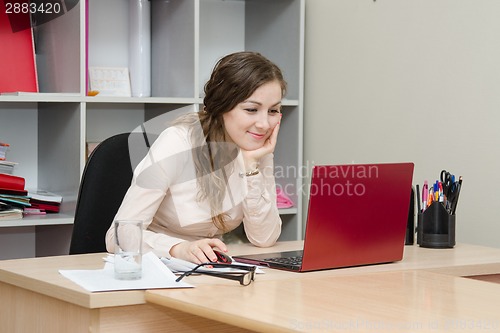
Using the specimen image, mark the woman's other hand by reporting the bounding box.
[170,238,228,264]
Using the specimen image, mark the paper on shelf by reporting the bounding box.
[27,189,63,203]
[59,252,193,292]
[88,67,131,97]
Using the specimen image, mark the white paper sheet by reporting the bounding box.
[59,252,193,292]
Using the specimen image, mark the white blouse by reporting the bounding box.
[105,125,282,257]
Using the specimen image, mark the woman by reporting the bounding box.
[105,51,286,264]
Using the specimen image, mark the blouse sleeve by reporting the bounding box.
[241,153,282,247]
[105,127,190,257]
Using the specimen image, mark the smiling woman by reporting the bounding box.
[105,51,288,265]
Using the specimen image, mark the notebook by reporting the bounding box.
[233,162,414,272]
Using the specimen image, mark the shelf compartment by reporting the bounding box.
[34,2,81,93]
[0,102,80,196]
[199,0,303,100]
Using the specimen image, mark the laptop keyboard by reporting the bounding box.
[264,256,303,266]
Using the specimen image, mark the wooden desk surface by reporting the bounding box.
[226,241,500,279]
[144,242,500,332]
[1,241,500,332]
[0,251,145,309]
[1,241,500,307]
[147,270,500,333]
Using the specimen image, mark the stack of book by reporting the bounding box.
[0,173,28,220]
[27,189,63,213]
[0,201,23,220]
[0,160,17,174]
[0,172,64,219]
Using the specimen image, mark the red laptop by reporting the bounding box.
[233,162,414,272]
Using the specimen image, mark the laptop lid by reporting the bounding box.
[233,162,414,272]
[300,162,414,271]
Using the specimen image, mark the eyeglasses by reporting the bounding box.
[175,262,256,286]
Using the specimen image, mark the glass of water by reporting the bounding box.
[114,220,143,280]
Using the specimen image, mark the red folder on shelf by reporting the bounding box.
[0,3,38,93]
[29,201,60,213]
[0,187,28,196]
[0,173,26,191]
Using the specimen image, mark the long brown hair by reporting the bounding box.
[175,51,287,231]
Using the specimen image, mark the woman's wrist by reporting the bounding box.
[239,168,260,177]
[241,160,260,177]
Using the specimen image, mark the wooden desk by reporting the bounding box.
[1,242,500,333]
[148,270,500,333]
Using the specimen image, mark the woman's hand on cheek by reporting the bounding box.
[242,120,281,169]
[169,238,228,264]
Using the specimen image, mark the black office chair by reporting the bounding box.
[69,131,152,254]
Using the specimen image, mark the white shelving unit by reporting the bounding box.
[0,0,304,259]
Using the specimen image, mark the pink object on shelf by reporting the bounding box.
[276,187,294,209]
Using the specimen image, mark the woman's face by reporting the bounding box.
[222,80,282,151]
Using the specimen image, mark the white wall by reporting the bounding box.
[304,0,500,247]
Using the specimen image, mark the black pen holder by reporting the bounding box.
[417,202,455,248]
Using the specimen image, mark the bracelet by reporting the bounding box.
[239,168,260,178]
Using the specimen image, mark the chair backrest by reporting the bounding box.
[69,132,152,254]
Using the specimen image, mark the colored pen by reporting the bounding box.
[428,187,434,207]
[422,181,428,211]
[438,182,444,202]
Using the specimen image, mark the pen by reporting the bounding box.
[422,181,428,211]
[438,182,444,202]
[428,187,433,207]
